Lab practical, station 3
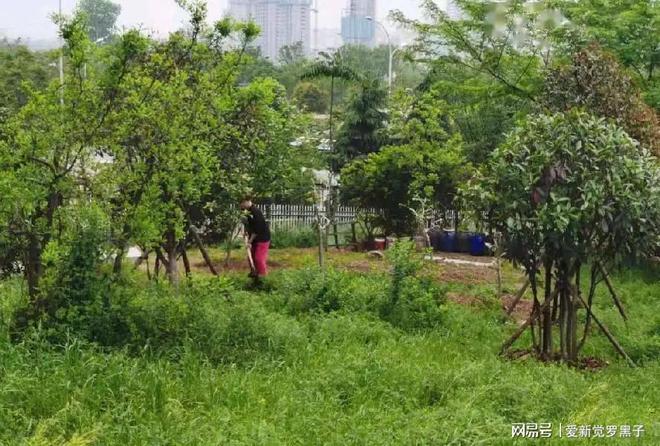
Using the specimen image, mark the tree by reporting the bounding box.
[543,44,659,157]
[418,62,528,165]
[393,0,558,103]
[292,82,328,114]
[334,76,388,168]
[278,41,305,66]
[466,110,660,364]
[301,50,360,171]
[0,15,123,299]
[555,0,659,108]
[341,89,469,235]
[0,42,55,115]
[78,0,121,42]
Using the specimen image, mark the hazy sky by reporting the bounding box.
[0,0,430,41]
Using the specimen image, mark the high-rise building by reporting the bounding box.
[341,0,376,47]
[446,0,463,20]
[228,0,312,62]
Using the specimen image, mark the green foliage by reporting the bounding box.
[292,81,328,113]
[420,63,528,164]
[395,0,553,102]
[382,240,444,331]
[0,4,315,294]
[465,110,660,361]
[554,0,659,108]
[269,227,317,249]
[341,89,470,235]
[0,264,656,444]
[77,0,121,42]
[334,76,388,168]
[467,110,660,269]
[543,44,659,157]
[0,42,54,115]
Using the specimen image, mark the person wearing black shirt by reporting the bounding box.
[240,198,271,278]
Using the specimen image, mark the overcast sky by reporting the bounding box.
[1,0,432,42]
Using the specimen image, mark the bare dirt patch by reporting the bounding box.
[501,294,534,324]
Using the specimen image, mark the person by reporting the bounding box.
[240,198,271,281]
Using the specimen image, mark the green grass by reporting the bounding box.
[0,255,657,445]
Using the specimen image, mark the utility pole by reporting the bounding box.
[366,17,396,95]
[58,0,64,105]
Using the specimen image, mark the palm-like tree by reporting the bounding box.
[301,50,361,163]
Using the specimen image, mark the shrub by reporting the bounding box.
[275,268,384,315]
[465,110,660,363]
[273,244,446,332]
[270,227,318,249]
[382,241,445,331]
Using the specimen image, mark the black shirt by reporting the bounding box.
[245,205,271,243]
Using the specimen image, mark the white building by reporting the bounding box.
[228,0,312,61]
[446,0,463,20]
[341,0,377,47]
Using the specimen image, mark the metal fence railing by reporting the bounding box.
[260,204,369,231]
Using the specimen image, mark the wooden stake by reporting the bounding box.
[505,279,530,316]
[190,226,219,276]
[500,289,557,355]
[597,263,628,321]
[574,292,636,368]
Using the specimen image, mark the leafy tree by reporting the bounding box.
[334,76,388,168]
[78,0,121,42]
[341,89,469,234]
[465,110,660,364]
[419,62,527,165]
[278,41,305,66]
[301,50,361,171]
[0,15,121,299]
[292,82,328,113]
[543,44,659,156]
[393,0,559,103]
[0,42,55,115]
[554,0,659,107]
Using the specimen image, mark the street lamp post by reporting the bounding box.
[366,16,395,95]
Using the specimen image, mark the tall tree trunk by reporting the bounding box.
[541,261,554,359]
[25,233,43,299]
[113,245,125,275]
[182,247,191,277]
[164,229,179,286]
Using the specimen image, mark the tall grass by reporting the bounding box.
[0,262,657,445]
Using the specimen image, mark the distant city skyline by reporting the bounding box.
[228,0,312,61]
[0,0,434,45]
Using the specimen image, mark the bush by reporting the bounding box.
[382,241,445,331]
[120,277,307,366]
[12,204,115,344]
[271,245,446,332]
[275,268,385,316]
[270,227,318,249]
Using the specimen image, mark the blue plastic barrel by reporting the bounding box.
[428,228,442,251]
[440,231,456,252]
[469,234,486,256]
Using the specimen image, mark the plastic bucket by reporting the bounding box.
[456,232,473,253]
[469,234,486,256]
[374,238,386,251]
[428,228,442,251]
[440,231,456,252]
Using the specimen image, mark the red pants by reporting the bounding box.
[251,241,270,276]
